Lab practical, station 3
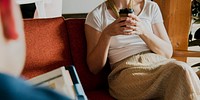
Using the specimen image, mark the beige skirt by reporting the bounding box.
[108,52,200,100]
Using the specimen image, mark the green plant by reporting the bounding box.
[192,0,200,24]
[189,0,200,68]
[189,0,200,44]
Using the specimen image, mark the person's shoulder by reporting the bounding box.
[86,1,106,20]
[146,0,158,5]
[0,73,30,97]
[88,2,106,15]
[0,73,24,84]
[145,0,160,9]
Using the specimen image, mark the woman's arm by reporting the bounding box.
[126,14,173,58]
[139,22,173,58]
[85,24,111,74]
[85,17,130,74]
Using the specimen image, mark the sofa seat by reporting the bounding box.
[22,17,114,100]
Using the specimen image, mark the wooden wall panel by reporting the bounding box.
[154,0,191,61]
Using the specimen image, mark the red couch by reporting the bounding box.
[21,17,114,100]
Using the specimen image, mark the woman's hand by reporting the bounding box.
[126,14,148,35]
[103,13,149,37]
[103,16,144,36]
[125,14,173,58]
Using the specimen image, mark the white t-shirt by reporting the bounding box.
[85,0,164,64]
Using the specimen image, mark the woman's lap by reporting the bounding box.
[108,52,200,100]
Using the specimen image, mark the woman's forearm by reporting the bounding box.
[139,33,173,58]
[87,32,111,74]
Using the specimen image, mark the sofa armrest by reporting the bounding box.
[173,50,200,57]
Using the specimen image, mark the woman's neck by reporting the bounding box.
[113,0,142,9]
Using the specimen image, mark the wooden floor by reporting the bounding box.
[187,46,200,78]
[187,46,200,63]
[187,46,200,69]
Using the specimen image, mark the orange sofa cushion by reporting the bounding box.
[22,17,72,79]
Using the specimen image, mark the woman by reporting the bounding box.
[85,0,200,99]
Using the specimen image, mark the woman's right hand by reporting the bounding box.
[103,17,134,36]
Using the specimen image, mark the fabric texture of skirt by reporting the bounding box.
[108,51,200,100]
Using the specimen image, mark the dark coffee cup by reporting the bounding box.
[119,8,134,17]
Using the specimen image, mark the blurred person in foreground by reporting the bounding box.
[0,0,70,99]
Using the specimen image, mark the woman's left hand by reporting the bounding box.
[125,14,147,35]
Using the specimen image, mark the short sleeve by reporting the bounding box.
[151,3,163,24]
[85,9,102,32]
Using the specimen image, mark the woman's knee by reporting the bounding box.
[172,61,192,71]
